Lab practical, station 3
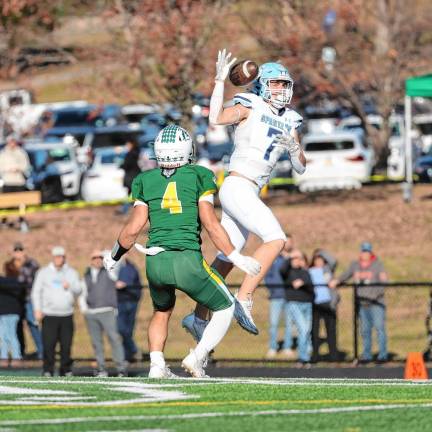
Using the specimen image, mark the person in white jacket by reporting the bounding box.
[32,246,81,377]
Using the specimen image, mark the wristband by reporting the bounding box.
[227,249,241,263]
[111,240,130,261]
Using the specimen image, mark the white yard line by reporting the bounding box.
[1,403,432,426]
[1,377,431,387]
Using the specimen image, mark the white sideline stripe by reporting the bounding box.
[1,403,432,426]
[2,378,432,387]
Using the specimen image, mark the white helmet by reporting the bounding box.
[154,124,194,169]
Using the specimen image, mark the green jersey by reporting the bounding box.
[131,164,217,251]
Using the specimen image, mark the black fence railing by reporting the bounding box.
[54,281,432,364]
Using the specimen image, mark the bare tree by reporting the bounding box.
[110,0,232,128]
[240,0,432,162]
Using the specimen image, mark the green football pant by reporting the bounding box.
[146,250,233,312]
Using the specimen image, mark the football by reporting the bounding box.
[229,59,259,87]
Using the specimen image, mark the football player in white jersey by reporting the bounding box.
[182,49,306,338]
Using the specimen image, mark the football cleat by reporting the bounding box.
[181,349,209,378]
[182,312,208,342]
[148,364,178,379]
[234,296,259,335]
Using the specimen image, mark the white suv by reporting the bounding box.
[294,131,375,192]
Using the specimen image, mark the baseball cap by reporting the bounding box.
[360,242,373,252]
[14,242,24,251]
[51,246,66,256]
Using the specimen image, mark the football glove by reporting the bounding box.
[215,48,237,82]
[273,133,301,157]
[103,253,120,279]
[227,250,261,276]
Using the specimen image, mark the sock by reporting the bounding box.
[194,303,234,361]
[150,351,165,368]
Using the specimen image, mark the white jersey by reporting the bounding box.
[229,93,303,187]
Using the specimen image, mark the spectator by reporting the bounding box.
[118,140,141,214]
[281,249,314,365]
[32,246,81,377]
[79,249,126,377]
[116,258,142,363]
[330,242,388,363]
[0,276,26,367]
[0,134,30,192]
[3,242,42,360]
[264,235,295,359]
[309,250,339,362]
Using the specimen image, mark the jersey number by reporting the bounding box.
[264,127,281,161]
[161,182,182,214]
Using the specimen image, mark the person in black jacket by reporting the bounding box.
[280,249,314,364]
[0,276,26,367]
[119,140,141,215]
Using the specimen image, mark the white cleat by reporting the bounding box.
[148,364,178,379]
[181,349,209,378]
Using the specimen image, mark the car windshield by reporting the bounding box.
[99,152,126,165]
[91,131,142,149]
[53,109,102,127]
[417,123,432,135]
[305,140,355,151]
[29,148,71,170]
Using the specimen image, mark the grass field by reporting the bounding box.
[0,376,432,431]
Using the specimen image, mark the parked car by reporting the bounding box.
[121,104,158,126]
[79,124,146,166]
[304,105,349,134]
[414,147,432,182]
[43,104,125,145]
[24,141,82,199]
[81,147,128,202]
[413,113,432,154]
[294,131,375,192]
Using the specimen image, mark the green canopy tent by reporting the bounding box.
[404,74,432,201]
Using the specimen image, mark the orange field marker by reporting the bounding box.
[404,352,428,380]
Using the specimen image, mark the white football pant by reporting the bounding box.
[217,175,286,262]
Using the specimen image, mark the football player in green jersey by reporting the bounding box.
[104,124,261,378]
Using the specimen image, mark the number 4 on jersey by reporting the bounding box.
[161,182,182,214]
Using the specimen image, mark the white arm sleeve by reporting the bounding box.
[134,200,148,207]
[209,80,225,125]
[290,152,306,175]
[198,194,214,204]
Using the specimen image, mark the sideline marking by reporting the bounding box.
[1,403,432,426]
[0,382,194,406]
[2,377,432,386]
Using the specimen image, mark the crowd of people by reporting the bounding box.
[0,242,142,376]
[265,235,389,366]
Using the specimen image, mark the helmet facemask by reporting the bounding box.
[261,78,293,109]
[154,125,194,169]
